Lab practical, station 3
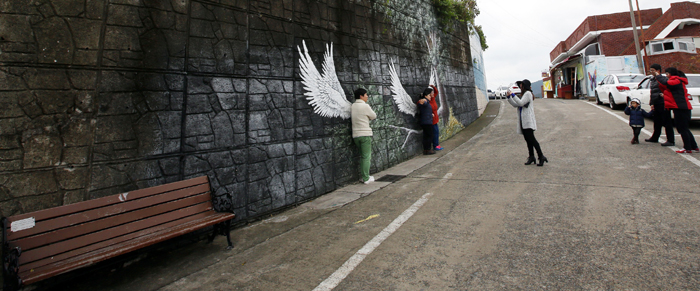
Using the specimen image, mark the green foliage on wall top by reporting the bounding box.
[431,0,487,50]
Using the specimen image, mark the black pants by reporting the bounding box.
[632,127,642,141]
[672,109,698,150]
[422,124,434,151]
[649,105,674,143]
[522,129,543,158]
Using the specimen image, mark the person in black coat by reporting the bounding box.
[645,64,675,146]
[417,87,435,155]
[624,98,653,144]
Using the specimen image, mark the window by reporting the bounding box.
[617,75,643,83]
[663,42,674,50]
[687,76,700,88]
[648,39,697,55]
[638,78,650,89]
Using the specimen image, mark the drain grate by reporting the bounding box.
[375,175,406,182]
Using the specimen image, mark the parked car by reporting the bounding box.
[595,73,644,109]
[495,86,509,98]
[507,83,522,96]
[629,74,700,120]
[488,89,496,99]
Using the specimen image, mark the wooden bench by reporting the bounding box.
[2,175,235,291]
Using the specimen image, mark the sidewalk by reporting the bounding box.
[36,101,502,291]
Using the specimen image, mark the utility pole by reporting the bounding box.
[629,0,644,74]
[635,0,649,72]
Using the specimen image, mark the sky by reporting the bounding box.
[477,0,684,90]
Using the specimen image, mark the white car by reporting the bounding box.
[488,89,496,99]
[495,86,509,98]
[628,74,700,120]
[507,83,522,95]
[595,74,644,109]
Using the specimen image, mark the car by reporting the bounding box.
[627,74,700,120]
[495,86,508,98]
[595,73,644,109]
[626,75,653,108]
[488,89,496,99]
[507,83,522,96]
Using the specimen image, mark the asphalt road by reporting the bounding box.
[48,99,700,290]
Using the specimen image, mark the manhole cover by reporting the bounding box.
[375,175,406,182]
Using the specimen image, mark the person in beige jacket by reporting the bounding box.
[351,88,377,184]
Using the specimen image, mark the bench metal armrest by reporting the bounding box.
[212,193,234,213]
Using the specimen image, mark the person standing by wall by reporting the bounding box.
[507,80,548,166]
[417,87,436,155]
[656,68,698,153]
[351,88,377,184]
[646,64,675,146]
[428,85,443,151]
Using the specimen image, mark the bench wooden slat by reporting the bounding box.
[19,212,235,285]
[5,176,209,224]
[7,184,211,241]
[12,193,212,251]
[18,211,221,273]
[18,202,214,265]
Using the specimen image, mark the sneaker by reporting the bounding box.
[434,145,444,151]
[661,142,675,146]
[363,176,375,184]
[644,139,658,143]
[694,148,700,153]
[676,149,692,154]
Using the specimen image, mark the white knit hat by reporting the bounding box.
[631,97,641,105]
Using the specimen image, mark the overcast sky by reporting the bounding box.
[478,0,686,90]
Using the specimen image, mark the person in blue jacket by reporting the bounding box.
[417,87,436,155]
[624,97,653,144]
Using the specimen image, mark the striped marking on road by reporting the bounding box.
[583,101,700,168]
[313,192,434,291]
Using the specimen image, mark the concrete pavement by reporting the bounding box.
[36,99,700,290]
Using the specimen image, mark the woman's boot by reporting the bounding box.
[537,156,548,167]
[524,156,536,165]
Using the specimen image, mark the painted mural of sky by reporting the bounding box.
[478,0,683,91]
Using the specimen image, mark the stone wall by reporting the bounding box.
[0,0,478,221]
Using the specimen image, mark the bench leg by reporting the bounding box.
[223,220,233,250]
[3,246,22,291]
[208,221,234,250]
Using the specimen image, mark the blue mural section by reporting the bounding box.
[470,31,488,104]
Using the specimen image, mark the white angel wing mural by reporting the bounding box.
[298,40,352,119]
[388,61,417,116]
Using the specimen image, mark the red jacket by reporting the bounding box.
[658,75,692,110]
[429,85,439,124]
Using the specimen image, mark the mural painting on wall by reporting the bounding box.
[387,60,433,148]
[298,35,464,152]
[586,56,608,96]
[425,32,464,141]
[588,70,597,92]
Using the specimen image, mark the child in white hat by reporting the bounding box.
[624,98,653,144]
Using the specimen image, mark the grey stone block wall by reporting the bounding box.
[0,0,477,221]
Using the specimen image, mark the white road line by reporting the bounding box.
[313,192,434,291]
[583,101,700,167]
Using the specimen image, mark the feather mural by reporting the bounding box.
[297,40,352,119]
[388,60,418,116]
